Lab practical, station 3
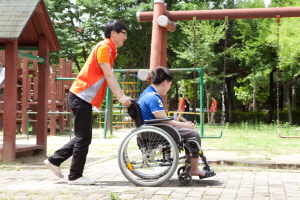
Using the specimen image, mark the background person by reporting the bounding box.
[44,20,131,185]
[138,67,206,177]
[177,94,188,122]
[183,94,190,120]
[210,96,218,124]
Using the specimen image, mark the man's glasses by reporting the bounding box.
[120,31,127,36]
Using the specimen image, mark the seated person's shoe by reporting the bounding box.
[44,159,64,178]
[68,177,96,185]
[199,168,216,179]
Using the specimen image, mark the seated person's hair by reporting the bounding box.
[151,66,174,85]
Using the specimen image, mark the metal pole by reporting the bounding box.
[200,68,204,137]
[18,51,45,64]
[26,111,72,140]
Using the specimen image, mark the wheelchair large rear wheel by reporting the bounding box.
[118,126,179,186]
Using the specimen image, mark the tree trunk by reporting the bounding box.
[252,80,257,112]
[227,79,233,123]
[267,70,274,124]
[292,80,296,109]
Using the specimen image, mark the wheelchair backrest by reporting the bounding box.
[128,100,144,127]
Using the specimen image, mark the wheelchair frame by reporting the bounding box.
[118,116,216,186]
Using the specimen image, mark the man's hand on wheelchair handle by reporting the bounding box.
[118,95,131,106]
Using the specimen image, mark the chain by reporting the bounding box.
[221,17,228,127]
[193,17,197,124]
[193,70,197,124]
[276,16,280,129]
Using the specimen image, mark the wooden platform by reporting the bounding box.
[0,144,43,161]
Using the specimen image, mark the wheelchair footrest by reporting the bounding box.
[199,168,216,180]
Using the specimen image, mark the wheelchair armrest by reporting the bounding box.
[144,116,174,124]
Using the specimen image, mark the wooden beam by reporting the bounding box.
[36,36,49,154]
[35,2,61,51]
[137,7,300,22]
[3,40,18,161]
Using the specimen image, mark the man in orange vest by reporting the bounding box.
[44,20,131,185]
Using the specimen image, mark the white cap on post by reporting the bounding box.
[136,11,141,22]
[157,15,169,26]
[138,69,150,81]
[154,0,164,3]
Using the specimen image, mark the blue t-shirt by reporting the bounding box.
[138,85,164,122]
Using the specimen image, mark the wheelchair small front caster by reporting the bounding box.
[179,172,192,186]
[177,166,185,176]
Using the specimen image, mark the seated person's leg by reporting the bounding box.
[174,126,206,176]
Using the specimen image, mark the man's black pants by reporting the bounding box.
[48,92,93,181]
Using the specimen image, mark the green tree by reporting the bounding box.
[174,12,226,122]
[266,15,300,125]
[46,0,92,71]
[230,0,276,113]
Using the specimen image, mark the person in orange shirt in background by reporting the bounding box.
[177,94,188,122]
[210,96,218,124]
[44,20,131,185]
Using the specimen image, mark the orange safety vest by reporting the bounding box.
[210,99,218,112]
[70,38,117,108]
[179,98,185,111]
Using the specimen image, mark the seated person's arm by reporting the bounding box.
[153,110,195,130]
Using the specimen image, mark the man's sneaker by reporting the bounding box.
[44,159,64,178]
[68,177,96,185]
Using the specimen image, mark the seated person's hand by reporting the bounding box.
[185,121,195,129]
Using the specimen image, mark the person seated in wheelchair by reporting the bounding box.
[138,66,206,177]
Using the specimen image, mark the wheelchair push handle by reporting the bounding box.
[130,99,137,103]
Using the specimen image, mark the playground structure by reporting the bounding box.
[137,0,300,136]
[0,52,74,137]
[103,68,223,139]
[1,0,300,162]
[0,0,61,161]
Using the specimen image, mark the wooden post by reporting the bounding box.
[22,57,29,135]
[58,58,65,132]
[3,40,18,161]
[50,65,56,136]
[36,36,49,154]
[160,3,168,110]
[149,0,164,71]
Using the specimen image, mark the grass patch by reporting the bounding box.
[201,123,300,155]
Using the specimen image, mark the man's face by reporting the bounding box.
[112,29,127,47]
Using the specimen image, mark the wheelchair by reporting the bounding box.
[118,100,215,187]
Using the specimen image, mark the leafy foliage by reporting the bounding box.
[44,0,300,124]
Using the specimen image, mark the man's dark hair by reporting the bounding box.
[151,66,174,85]
[179,94,183,97]
[105,20,127,38]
